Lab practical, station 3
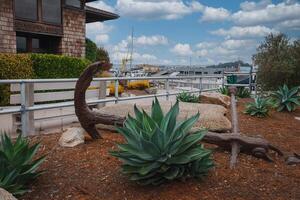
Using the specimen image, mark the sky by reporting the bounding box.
[86,0,300,66]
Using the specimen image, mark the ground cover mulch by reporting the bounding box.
[21,99,300,200]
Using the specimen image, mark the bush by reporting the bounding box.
[0,54,34,105]
[218,86,251,98]
[111,98,214,185]
[0,133,45,196]
[236,87,251,98]
[244,97,272,117]
[108,83,124,95]
[127,80,150,90]
[31,54,91,78]
[176,92,199,103]
[86,38,110,63]
[253,33,300,90]
[271,84,300,112]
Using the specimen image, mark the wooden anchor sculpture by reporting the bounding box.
[74,62,288,165]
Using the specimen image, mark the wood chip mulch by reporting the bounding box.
[21,99,300,200]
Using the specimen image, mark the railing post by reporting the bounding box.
[97,80,107,109]
[166,78,170,101]
[20,82,34,137]
[114,80,119,104]
[199,78,202,94]
[222,70,225,88]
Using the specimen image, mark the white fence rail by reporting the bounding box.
[0,72,256,136]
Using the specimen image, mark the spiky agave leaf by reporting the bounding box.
[111,97,213,185]
[0,133,46,196]
[272,84,300,112]
[244,97,272,117]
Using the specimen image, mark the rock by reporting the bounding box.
[97,100,231,132]
[121,93,136,97]
[0,188,17,200]
[59,128,85,147]
[145,88,157,94]
[200,92,231,108]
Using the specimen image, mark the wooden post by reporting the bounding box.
[97,80,107,109]
[229,86,240,169]
[20,82,35,136]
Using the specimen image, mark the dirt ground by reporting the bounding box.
[21,99,300,200]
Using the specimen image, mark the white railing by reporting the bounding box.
[0,72,256,136]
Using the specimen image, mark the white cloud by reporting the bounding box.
[171,43,193,56]
[195,39,259,64]
[200,7,230,22]
[115,0,203,20]
[196,42,217,49]
[95,34,109,44]
[240,0,271,11]
[86,22,114,45]
[135,35,169,46]
[87,1,116,13]
[211,25,278,39]
[276,19,300,30]
[232,2,300,26]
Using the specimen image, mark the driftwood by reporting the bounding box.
[74,62,283,162]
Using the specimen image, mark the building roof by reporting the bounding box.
[85,6,119,23]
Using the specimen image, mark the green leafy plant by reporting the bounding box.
[218,86,251,98]
[237,87,251,98]
[244,97,272,117]
[111,98,214,185]
[176,92,199,103]
[0,133,46,196]
[218,86,229,96]
[272,84,300,112]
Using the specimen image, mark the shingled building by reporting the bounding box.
[0,0,119,57]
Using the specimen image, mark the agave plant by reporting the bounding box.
[0,133,46,196]
[176,92,199,103]
[272,84,300,112]
[244,97,272,118]
[218,86,229,96]
[236,87,251,98]
[111,98,213,185]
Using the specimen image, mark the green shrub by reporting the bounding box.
[0,133,46,196]
[86,38,110,63]
[218,86,229,96]
[0,54,34,105]
[236,87,251,98]
[176,92,199,103]
[218,86,251,98]
[31,54,91,78]
[111,98,214,185]
[244,97,272,117]
[271,84,300,112]
[253,33,300,90]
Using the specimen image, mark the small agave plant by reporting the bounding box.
[111,98,213,185]
[272,84,300,112]
[0,133,46,196]
[244,97,271,118]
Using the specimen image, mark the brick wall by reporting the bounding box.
[60,8,86,58]
[0,0,16,53]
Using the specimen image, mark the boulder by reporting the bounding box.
[97,100,231,132]
[59,127,85,147]
[200,92,230,108]
[0,188,17,200]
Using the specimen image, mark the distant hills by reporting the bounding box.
[206,61,251,68]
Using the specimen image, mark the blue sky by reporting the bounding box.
[86,0,300,66]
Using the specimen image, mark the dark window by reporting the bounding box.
[42,0,62,24]
[16,33,60,54]
[15,0,37,21]
[65,0,82,8]
[16,36,27,53]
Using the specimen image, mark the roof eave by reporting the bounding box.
[85,6,119,23]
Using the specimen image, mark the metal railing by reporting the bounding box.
[0,72,255,136]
